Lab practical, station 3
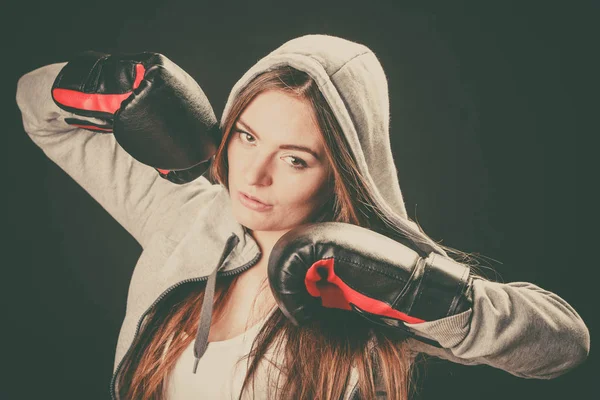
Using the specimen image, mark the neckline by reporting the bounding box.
[206,310,272,349]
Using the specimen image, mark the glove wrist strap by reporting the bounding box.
[403,253,473,321]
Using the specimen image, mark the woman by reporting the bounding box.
[16,34,589,399]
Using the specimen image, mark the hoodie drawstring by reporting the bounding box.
[192,233,240,373]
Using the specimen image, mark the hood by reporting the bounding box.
[222,34,412,224]
[222,34,445,255]
[190,34,446,375]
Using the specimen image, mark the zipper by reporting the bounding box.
[109,244,261,399]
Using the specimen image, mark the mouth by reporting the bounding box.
[238,191,273,211]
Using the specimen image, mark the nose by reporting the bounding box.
[243,152,273,187]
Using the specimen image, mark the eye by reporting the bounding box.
[237,130,255,144]
[283,156,308,170]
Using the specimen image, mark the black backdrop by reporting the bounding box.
[4,1,595,399]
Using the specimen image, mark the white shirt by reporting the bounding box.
[165,314,274,399]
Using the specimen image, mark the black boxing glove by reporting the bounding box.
[267,222,474,347]
[51,50,221,184]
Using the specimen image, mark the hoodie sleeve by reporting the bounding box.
[16,62,214,248]
[404,279,590,379]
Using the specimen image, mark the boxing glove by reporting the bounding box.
[267,222,474,347]
[51,50,221,184]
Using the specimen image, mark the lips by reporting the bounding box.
[240,191,271,206]
[238,191,273,212]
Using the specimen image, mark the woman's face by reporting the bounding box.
[227,90,332,233]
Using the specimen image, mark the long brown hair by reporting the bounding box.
[116,66,488,399]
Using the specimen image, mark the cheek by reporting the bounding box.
[279,172,329,206]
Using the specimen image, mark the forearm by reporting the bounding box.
[405,279,590,379]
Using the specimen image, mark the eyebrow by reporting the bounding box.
[236,119,322,161]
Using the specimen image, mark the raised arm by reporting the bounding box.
[16,52,221,248]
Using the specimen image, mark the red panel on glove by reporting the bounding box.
[305,258,425,324]
[52,64,146,114]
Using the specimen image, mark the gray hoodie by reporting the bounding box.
[16,34,589,399]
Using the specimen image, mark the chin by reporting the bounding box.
[232,205,273,230]
[233,208,304,234]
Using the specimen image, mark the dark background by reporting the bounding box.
[4,1,595,399]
